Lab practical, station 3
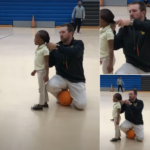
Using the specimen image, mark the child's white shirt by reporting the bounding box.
[34,44,49,71]
[100,25,114,59]
[112,101,121,118]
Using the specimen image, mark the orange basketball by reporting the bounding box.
[127,130,136,139]
[58,91,72,106]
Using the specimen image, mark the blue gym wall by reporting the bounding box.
[100,75,141,91]
[128,0,150,4]
[0,0,80,26]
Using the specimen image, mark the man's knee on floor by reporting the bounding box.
[74,101,86,110]
[136,136,144,142]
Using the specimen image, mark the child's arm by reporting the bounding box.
[116,108,121,125]
[44,55,49,82]
[107,40,114,73]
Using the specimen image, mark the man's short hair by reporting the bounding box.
[130,89,137,95]
[130,1,146,12]
[60,23,74,33]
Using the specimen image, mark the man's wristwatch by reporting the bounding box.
[130,20,134,26]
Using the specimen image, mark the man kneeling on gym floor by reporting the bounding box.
[120,89,144,142]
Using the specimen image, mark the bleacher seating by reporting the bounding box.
[0,0,78,26]
[100,75,141,91]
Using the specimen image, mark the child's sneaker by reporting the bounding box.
[110,138,118,142]
[31,104,43,111]
[42,102,49,108]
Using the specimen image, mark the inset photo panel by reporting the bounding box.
[100,75,150,150]
[100,0,150,74]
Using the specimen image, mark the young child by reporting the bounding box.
[31,30,50,111]
[110,93,122,142]
[100,9,116,74]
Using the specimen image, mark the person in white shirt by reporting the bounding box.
[110,93,122,142]
[31,30,50,111]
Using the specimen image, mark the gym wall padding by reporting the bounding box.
[100,75,141,91]
[141,75,150,91]
[0,0,78,26]
[82,1,99,26]
[127,0,149,4]
[83,0,98,1]
[102,0,127,6]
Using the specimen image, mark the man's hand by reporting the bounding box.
[124,100,132,105]
[47,43,57,51]
[117,19,131,28]
[31,70,36,76]
[120,100,125,105]
[110,23,116,31]
[110,119,114,122]
[100,60,102,65]
[107,64,113,73]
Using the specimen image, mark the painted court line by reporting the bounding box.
[0,34,13,40]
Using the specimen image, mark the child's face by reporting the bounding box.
[100,17,107,28]
[34,33,44,45]
[113,96,119,102]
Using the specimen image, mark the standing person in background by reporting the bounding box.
[117,76,124,92]
[72,0,85,34]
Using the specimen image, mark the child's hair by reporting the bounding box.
[114,93,122,101]
[100,9,115,24]
[38,30,50,43]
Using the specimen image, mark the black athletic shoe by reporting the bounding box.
[31,104,43,111]
[110,138,118,142]
[42,103,49,108]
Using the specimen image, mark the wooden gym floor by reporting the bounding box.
[0,27,99,150]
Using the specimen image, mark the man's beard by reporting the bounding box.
[61,36,69,43]
[130,15,142,20]
[129,97,135,102]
